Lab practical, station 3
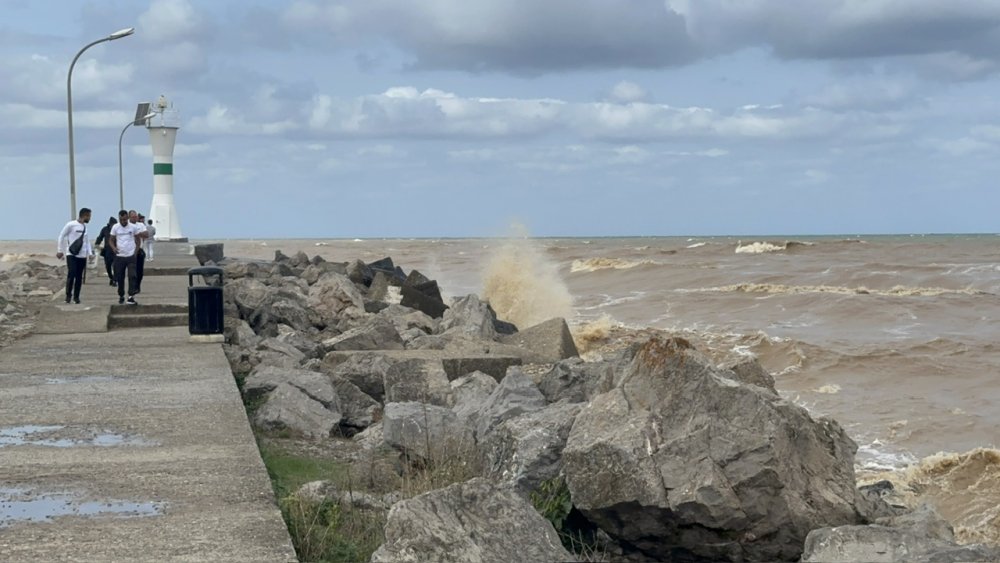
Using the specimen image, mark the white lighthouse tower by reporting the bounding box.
[146,95,186,241]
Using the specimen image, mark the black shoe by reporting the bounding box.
[109,279,115,286]
[119,297,125,305]
[73,298,80,304]
[65,296,71,304]
[126,297,138,305]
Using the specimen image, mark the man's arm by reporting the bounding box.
[108,228,118,255]
[56,221,71,258]
[94,226,107,247]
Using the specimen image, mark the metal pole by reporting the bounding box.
[118,121,131,211]
[67,37,109,220]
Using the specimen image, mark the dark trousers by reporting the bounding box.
[113,255,138,298]
[102,249,114,279]
[65,256,86,301]
[136,249,146,291]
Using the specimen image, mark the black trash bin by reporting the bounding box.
[188,266,224,335]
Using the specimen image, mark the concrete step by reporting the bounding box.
[108,312,188,330]
[110,304,188,315]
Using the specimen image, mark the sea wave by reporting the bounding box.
[570,257,659,273]
[860,448,1000,546]
[684,283,990,297]
[735,240,814,254]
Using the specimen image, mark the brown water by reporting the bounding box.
[5,235,999,542]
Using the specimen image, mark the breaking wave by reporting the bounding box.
[570,257,659,273]
[735,240,813,254]
[685,283,990,297]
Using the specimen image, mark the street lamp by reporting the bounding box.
[118,110,156,210]
[66,27,135,219]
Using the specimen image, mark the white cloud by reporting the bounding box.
[609,81,648,103]
[138,0,206,43]
[0,103,130,129]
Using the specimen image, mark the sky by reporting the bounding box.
[3,0,1000,239]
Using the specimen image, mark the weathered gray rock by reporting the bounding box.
[274,250,291,262]
[322,317,404,352]
[194,243,224,265]
[802,504,1000,563]
[440,294,498,341]
[253,382,341,439]
[378,304,439,337]
[562,336,865,562]
[227,319,261,349]
[257,337,307,365]
[301,264,325,285]
[371,477,572,563]
[347,259,374,286]
[321,352,392,403]
[450,371,498,423]
[537,357,615,404]
[329,374,381,431]
[382,402,472,461]
[268,298,314,334]
[271,262,295,278]
[222,259,265,280]
[229,278,274,316]
[481,400,582,493]
[499,317,579,363]
[724,357,777,393]
[307,272,365,328]
[383,359,452,407]
[296,481,400,511]
[475,369,547,440]
[368,271,391,302]
[353,421,385,451]
[274,325,323,359]
[290,251,311,268]
[244,365,340,410]
[400,282,448,319]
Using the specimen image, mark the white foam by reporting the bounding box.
[686,242,708,249]
[735,241,785,254]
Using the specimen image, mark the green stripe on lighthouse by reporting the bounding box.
[153,163,173,175]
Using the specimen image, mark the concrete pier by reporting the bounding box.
[0,253,296,561]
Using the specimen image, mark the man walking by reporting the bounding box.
[93,216,118,286]
[109,210,141,305]
[56,207,94,304]
[146,219,157,261]
[128,210,148,293]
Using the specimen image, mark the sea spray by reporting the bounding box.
[481,226,572,330]
[572,314,617,355]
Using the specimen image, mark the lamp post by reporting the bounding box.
[118,112,156,210]
[66,27,135,219]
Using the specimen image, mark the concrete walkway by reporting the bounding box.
[0,249,296,561]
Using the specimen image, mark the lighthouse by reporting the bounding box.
[146,95,186,241]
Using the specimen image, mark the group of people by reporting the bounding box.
[56,207,158,305]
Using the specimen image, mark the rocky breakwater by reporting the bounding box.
[0,260,65,348]
[217,250,994,562]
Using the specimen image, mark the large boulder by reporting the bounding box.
[321,352,392,403]
[400,281,448,319]
[255,338,307,367]
[307,273,365,328]
[347,259,374,286]
[229,278,274,317]
[450,371,498,423]
[322,317,405,352]
[371,478,572,563]
[253,382,341,439]
[724,357,777,393]
[329,375,381,432]
[802,504,1000,563]
[562,336,865,562]
[440,294,498,341]
[194,243,224,265]
[382,402,472,461]
[474,369,547,440]
[480,400,582,493]
[244,365,341,411]
[383,359,452,407]
[499,317,579,364]
[377,304,439,337]
[268,299,314,334]
[368,271,391,301]
[274,325,323,359]
[537,357,615,404]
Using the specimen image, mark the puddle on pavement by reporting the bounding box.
[0,425,153,448]
[0,487,164,528]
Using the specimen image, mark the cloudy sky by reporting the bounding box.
[4,0,1000,239]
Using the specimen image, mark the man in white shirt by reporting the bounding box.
[146,219,157,261]
[129,210,148,293]
[109,210,142,305]
[56,207,94,304]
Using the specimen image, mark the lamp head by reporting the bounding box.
[108,28,135,40]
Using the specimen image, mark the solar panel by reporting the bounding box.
[133,102,152,126]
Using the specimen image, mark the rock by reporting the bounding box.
[370,478,571,563]
[322,317,405,352]
[856,480,907,521]
[450,371,498,423]
[347,259,374,286]
[802,504,1000,563]
[383,359,452,407]
[274,325,323,359]
[296,481,399,511]
[194,243,224,265]
[257,337,307,365]
[443,356,523,382]
[222,259,264,280]
[724,357,777,393]
[274,250,290,262]
[353,421,385,451]
[405,269,431,287]
[499,317,578,363]
[367,257,401,280]
[271,262,295,278]
[475,369,546,440]
[307,272,365,328]
[329,375,381,431]
[378,304,439,336]
[481,400,582,493]
[321,352,392,402]
[301,264,325,285]
[440,294,498,341]
[537,357,615,404]
[290,251,310,268]
[485,303,518,335]
[227,319,261,349]
[253,382,341,439]
[400,282,448,319]
[244,365,341,410]
[368,271,391,301]
[561,336,865,562]
[229,278,274,316]
[382,402,472,461]
[269,299,314,334]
